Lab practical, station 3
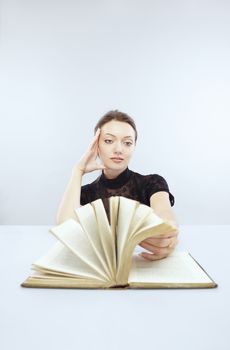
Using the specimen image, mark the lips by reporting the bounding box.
[110,157,124,161]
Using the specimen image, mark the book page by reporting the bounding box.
[128,252,216,287]
[22,274,111,289]
[131,210,164,238]
[116,197,138,271]
[33,240,105,281]
[91,199,116,279]
[128,203,153,238]
[116,215,178,285]
[109,196,119,242]
[50,219,109,280]
[75,203,112,279]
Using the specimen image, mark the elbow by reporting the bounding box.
[55,211,68,226]
[55,215,62,226]
[55,210,81,226]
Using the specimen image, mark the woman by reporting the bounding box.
[56,110,179,261]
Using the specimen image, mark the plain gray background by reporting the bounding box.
[0,0,229,224]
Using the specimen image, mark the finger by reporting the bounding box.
[151,231,179,239]
[140,237,178,253]
[145,236,178,248]
[143,237,172,248]
[139,241,171,255]
[94,128,101,139]
[88,129,101,149]
[139,252,168,261]
[89,138,99,151]
[170,237,178,248]
[87,142,100,159]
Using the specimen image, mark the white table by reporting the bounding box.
[0,225,229,350]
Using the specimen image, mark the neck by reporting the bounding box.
[103,167,127,179]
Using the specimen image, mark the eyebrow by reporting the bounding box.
[105,133,134,140]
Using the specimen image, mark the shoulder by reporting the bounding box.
[80,176,101,205]
[130,170,168,185]
[81,181,96,192]
[130,170,175,206]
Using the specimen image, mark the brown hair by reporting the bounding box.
[94,110,138,142]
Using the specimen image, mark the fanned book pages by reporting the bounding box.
[21,197,217,289]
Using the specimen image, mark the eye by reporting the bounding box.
[124,141,133,147]
[104,139,113,144]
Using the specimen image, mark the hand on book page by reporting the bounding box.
[114,197,178,285]
[139,221,179,261]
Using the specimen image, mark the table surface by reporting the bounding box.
[0,224,229,350]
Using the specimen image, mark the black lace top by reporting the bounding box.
[80,168,174,217]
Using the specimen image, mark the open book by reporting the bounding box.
[21,197,217,289]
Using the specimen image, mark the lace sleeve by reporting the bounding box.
[146,174,175,206]
[80,185,90,206]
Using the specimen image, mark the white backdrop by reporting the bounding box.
[0,0,229,224]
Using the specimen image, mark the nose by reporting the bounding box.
[113,141,123,154]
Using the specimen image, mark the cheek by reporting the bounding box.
[126,147,135,157]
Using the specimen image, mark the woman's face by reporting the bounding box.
[98,120,136,173]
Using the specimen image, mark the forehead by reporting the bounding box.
[101,120,135,138]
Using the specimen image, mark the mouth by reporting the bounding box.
[110,157,124,162]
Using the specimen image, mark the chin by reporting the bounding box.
[106,163,127,171]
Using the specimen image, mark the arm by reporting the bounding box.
[139,191,179,261]
[55,166,84,224]
[150,191,179,227]
[55,129,106,225]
